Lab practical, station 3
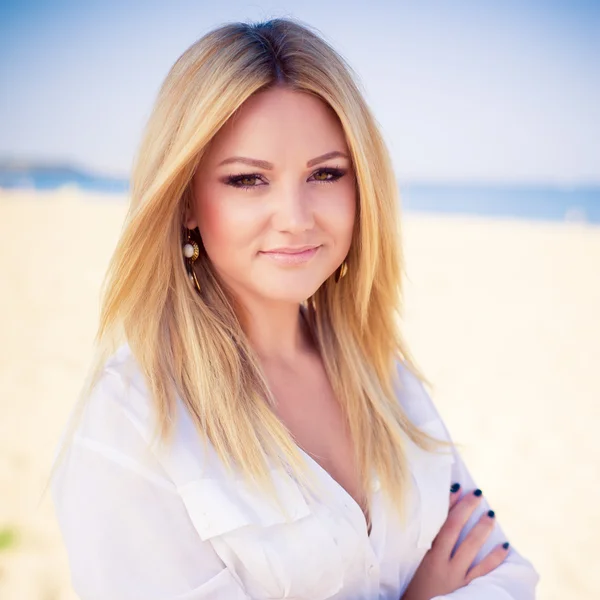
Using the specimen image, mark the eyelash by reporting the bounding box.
[224,167,346,190]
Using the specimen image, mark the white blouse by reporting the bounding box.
[51,343,539,600]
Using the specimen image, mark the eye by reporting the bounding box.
[224,173,265,190]
[310,167,346,183]
[223,166,347,190]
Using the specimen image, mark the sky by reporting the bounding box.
[0,0,598,185]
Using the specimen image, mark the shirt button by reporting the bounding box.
[368,564,377,576]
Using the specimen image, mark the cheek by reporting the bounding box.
[195,191,264,255]
[196,200,229,248]
[317,185,357,245]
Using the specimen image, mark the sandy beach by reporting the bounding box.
[0,188,598,600]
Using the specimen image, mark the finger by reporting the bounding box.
[449,482,462,509]
[433,489,484,555]
[465,542,510,584]
[452,509,496,573]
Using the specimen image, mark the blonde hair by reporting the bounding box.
[45,17,452,524]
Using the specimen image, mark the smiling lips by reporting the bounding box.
[259,245,321,265]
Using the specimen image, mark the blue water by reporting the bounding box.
[1,168,599,224]
[401,183,600,224]
[0,166,129,194]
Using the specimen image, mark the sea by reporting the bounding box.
[1,168,599,225]
[400,182,600,224]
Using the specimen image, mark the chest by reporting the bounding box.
[266,359,370,529]
[171,412,456,600]
[162,357,460,599]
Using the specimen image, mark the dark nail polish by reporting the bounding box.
[503,542,510,550]
[450,483,461,493]
[487,510,495,518]
[473,489,483,497]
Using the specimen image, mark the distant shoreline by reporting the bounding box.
[1,167,599,224]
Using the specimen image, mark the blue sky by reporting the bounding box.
[0,0,598,184]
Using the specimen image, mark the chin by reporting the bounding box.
[250,274,325,304]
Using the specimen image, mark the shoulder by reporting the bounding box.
[103,342,153,421]
[64,342,223,483]
[51,342,162,476]
[74,342,157,444]
[393,358,443,426]
[50,343,181,508]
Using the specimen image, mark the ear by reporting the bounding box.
[183,190,199,230]
[185,215,199,230]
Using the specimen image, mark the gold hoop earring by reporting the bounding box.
[183,227,201,294]
[335,261,348,283]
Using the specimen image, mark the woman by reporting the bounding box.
[49,17,539,600]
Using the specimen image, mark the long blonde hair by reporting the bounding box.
[46,17,452,524]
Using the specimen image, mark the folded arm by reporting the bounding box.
[399,365,540,600]
[433,437,540,599]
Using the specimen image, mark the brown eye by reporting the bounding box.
[313,171,331,181]
[240,175,259,186]
[310,167,345,183]
[225,173,264,189]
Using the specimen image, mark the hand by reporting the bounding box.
[401,486,510,600]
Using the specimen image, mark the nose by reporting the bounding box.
[271,183,315,234]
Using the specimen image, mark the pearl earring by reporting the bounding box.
[183,227,201,294]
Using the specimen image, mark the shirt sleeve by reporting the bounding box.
[51,369,250,600]
[414,375,540,599]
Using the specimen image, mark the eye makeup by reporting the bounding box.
[223,166,347,190]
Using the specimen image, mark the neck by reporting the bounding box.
[237,298,313,364]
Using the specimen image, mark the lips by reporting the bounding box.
[262,245,320,254]
[259,245,321,265]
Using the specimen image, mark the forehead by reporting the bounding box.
[203,87,349,165]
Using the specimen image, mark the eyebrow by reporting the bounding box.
[217,150,349,170]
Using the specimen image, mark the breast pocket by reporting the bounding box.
[406,418,456,551]
[178,467,345,600]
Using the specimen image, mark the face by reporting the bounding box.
[186,86,357,306]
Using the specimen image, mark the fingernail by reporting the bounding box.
[502,542,510,550]
[487,510,495,518]
[450,483,461,493]
[473,489,483,497]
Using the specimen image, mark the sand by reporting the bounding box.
[0,188,598,600]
